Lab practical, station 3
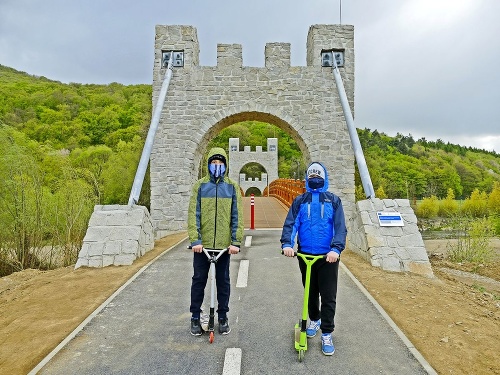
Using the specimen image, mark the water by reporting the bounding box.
[421,230,461,240]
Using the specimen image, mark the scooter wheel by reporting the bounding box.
[209,331,214,343]
[298,349,305,362]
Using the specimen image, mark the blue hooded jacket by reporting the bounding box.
[280,162,347,255]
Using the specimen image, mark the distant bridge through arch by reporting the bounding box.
[228,138,278,196]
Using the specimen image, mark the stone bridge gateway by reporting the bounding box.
[151,24,356,237]
[229,137,278,196]
[76,24,433,277]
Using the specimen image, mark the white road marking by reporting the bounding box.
[222,348,242,375]
[224,237,246,374]
[236,260,249,288]
[244,235,252,247]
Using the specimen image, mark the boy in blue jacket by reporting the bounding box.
[281,161,347,356]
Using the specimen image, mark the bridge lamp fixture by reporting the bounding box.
[321,50,344,67]
[162,51,184,68]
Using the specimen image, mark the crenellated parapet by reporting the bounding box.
[239,173,268,195]
[265,43,291,69]
[217,44,243,67]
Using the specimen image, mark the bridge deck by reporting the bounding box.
[242,196,288,229]
[37,229,432,375]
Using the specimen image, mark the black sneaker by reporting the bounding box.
[218,318,231,335]
[190,319,203,336]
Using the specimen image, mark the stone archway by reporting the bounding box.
[150,24,356,237]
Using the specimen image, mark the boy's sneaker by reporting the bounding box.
[321,333,335,356]
[306,319,321,337]
[218,318,231,335]
[200,313,209,332]
[190,318,203,336]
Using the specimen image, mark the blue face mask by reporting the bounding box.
[309,177,324,190]
[209,163,226,178]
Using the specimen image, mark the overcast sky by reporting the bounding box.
[1,0,499,153]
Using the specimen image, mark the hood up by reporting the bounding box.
[305,161,329,192]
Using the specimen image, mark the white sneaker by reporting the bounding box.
[306,319,321,338]
[200,312,209,331]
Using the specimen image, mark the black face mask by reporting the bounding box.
[309,177,324,190]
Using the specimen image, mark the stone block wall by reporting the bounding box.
[75,205,154,269]
[349,198,434,277]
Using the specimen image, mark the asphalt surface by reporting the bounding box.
[242,196,290,229]
[33,198,436,374]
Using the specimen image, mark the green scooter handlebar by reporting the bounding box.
[280,250,328,260]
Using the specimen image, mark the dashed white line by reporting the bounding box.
[226,236,249,375]
[236,260,249,288]
[222,348,242,375]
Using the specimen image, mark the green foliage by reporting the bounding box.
[239,162,266,179]
[0,127,47,270]
[416,195,439,218]
[438,188,459,217]
[461,189,489,217]
[0,65,152,150]
[49,173,96,266]
[357,128,500,200]
[101,137,147,206]
[0,125,97,275]
[355,185,365,201]
[490,214,500,236]
[447,216,495,263]
[245,187,262,197]
[488,181,500,215]
[375,185,387,199]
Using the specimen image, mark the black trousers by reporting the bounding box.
[190,251,231,319]
[298,256,339,334]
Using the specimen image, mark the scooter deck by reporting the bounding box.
[294,323,307,351]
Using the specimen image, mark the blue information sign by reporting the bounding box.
[377,211,404,227]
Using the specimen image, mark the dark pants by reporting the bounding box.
[190,251,231,320]
[298,256,339,334]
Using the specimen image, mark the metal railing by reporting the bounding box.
[265,178,305,207]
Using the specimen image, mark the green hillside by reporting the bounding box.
[357,129,500,200]
[2,64,499,202]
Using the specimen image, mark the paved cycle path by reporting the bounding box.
[35,229,435,374]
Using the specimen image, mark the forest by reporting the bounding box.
[1,64,499,275]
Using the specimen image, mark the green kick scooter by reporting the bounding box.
[283,250,325,362]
